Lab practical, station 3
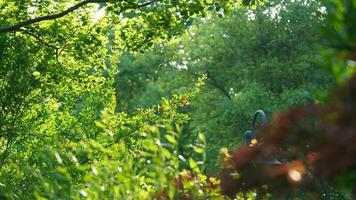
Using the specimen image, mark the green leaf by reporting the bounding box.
[165,135,177,144]
[198,133,205,142]
[193,146,204,154]
[94,121,105,128]
[189,158,200,173]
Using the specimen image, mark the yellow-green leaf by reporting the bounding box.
[165,135,177,144]
[189,158,200,173]
[193,147,204,154]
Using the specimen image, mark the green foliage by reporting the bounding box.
[320,0,356,83]
[112,0,332,173]
[0,0,352,199]
[220,0,356,199]
[0,75,225,199]
[0,0,238,199]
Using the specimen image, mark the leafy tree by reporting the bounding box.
[0,0,239,199]
[0,0,351,199]
[112,0,332,173]
[221,0,356,199]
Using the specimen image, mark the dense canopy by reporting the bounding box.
[0,0,355,199]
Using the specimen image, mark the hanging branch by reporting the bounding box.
[0,0,109,33]
[206,70,232,100]
[19,28,59,49]
[0,0,157,33]
[19,28,65,68]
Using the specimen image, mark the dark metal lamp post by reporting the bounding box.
[244,110,281,165]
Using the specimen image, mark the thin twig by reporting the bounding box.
[19,28,59,49]
[20,28,65,68]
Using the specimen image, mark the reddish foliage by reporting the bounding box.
[221,76,356,196]
[155,171,221,200]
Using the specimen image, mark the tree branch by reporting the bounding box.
[0,0,158,33]
[0,0,110,33]
[206,70,232,100]
[0,136,12,170]
[0,101,23,171]
[113,0,157,16]
[19,28,59,49]
[19,28,65,68]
